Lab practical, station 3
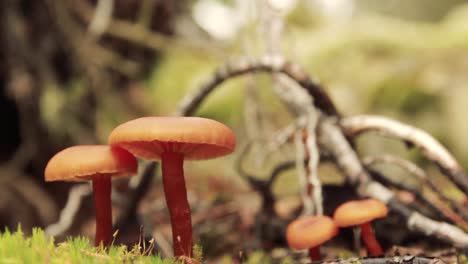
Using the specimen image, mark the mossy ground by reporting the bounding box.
[0,227,177,263]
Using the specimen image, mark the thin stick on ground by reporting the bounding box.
[318,256,443,264]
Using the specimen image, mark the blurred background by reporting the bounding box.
[1,0,468,262]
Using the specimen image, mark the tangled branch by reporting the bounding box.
[169,55,468,248]
[341,115,468,197]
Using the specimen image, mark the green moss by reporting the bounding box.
[0,227,176,264]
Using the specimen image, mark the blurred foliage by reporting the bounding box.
[288,3,468,167]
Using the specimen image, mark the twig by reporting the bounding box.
[366,166,468,230]
[114,162,157,230]
[305,108,323,215]
[318,256,443,264]
[341,115,468,196]
[318,118,468,247]
[177,56,330,215]
[294,130,310,215]
[235,142,297,216]
[45,184,92,237]
[269,67,324,216]
[10,176,58,225]
[173,55,468,247]
[367,168,447,220]
[363,155,468,225]
[362,155,427,184]
[153,231,172,258]
[88,0,114,37]
[72,0,216,54]
[257,116,307,165]
[176,55,338,117]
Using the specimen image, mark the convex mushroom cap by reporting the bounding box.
[108,116,236,160]
[333,199,388,227]
[286,216,339,250]
[45,145,138,182]
[108,116,236,258]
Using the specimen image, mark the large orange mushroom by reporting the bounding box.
[108,116,236,258]
[286,216,339,261]
[45,145,138,247]
[333,199,388,256]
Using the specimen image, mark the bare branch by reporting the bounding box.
[318,117,468,247]
[257,116,307,165]
[88,0,114,37]
[305,109,323,215]
[363,154,468,223]
[72,0,215,54]
[172,54,468,247]
[294,130,311,215]
[114,162,157,230]
[408,212,468,247]
[45,184,92,237]
[363,156,468,230]
[319,256,442,264]
[362,155,427,183]
[341,115,468,196]
[176,55,338,117]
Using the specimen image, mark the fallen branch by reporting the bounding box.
[318,118,468,248]
[176,55,338,117]
[341,115,468,197]
[317,256,443,264]
[363,154,468,227]
[168,56,468,247]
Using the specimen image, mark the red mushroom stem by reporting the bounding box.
[308,247,321,261]
[360,222,383,256]
[161,151,193,258]
[92,175,112,247]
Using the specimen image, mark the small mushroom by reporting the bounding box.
[333,199,388,256]
[286,216,339,261]
[108,116,236,258]
[45,145,138,247]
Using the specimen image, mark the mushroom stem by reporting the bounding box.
[308,246,321,261]
[161,151,193,258]
[360,222,383,256]
[92,175,112,247]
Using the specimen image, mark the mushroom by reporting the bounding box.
[45,145,138,247]
[286,215,339,261]
[108,116,236,258]
[333,199,388,256]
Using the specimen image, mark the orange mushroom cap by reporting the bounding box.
[333,199,388,227]
[286,216,339,250]
[108,117,236,160]
[45,145,138,182]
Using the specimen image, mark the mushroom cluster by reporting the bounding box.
[333,199,388,256]
[286,198,389,261]
[45,145,138,246]
[45,116,236,260]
